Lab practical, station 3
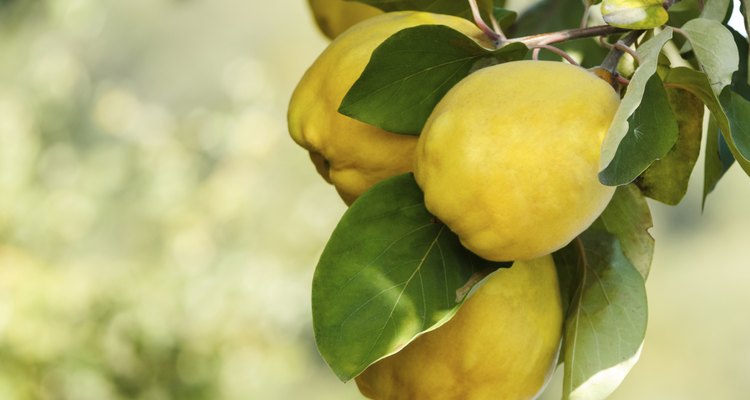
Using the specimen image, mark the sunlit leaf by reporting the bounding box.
[312,174,505,381]
[340,25,527,135]
[635,87,704,205]
[681,18,738,94]
[559,230,648,400]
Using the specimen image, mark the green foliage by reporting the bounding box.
[312,174,506,381]
[600,28,673,178]
[557,230,648,400]
[339,26,527,135]
[636,87,704,205]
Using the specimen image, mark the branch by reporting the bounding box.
[508,24,627,48]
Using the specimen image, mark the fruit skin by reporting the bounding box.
[307,0,382,39]
[355,255,563,400]
[289,12,490,205]
[414,60,619,261]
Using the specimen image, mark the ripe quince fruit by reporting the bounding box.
[288,12,490,205]
[356,255,563,400]
[307,0,382,39]
[414,60,618,261]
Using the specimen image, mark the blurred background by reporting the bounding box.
[0,0,748,399]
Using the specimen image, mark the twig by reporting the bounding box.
[509,24,627,48]
[531,44,581,65]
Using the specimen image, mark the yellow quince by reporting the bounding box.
[356,255,563,400]
[288,12,490,204]
[414,60,618,261]
[307,0,382,39]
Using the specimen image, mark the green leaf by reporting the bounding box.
[719,86,750,161]
[703,115,735,207]
[599,185,654,279]
[699,0,733,22]
[340,25,527,135]
[560,230,648,400]
[681,18,739,95]
[352,0,495,22]
[312,173,505,381]
[601,0,669,29]
[600,28,673,174]
[662,67,750,180]
[635,87,704,205]
[511,0,583,35]
[599,73,679,185]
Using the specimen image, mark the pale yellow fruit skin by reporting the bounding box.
[289,12,490,205]
[308,0,382,39]
[356,255,563,400]
[414,60,619,261]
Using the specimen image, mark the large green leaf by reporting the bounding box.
[635,87,704,205]
[699,0,733,22]
[599,185,654,279]
[339,25,528,135]
[352,0,496,23]
[599,73,679,185]
[600,29,673,174]
[312,174,505,381]
[559,230,648,400]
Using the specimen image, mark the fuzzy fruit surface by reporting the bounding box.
[414,60,619,261]
[356,256,563,400]
[307,0,382,39]
[288,12,489,205]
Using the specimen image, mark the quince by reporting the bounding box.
[288,12,490,204]
[356,255,563,400]
[414,60,618,261]
[307,0,382,39]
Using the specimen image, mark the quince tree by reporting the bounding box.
[290,0,750,398]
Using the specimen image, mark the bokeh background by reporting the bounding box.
[0,0,748,399]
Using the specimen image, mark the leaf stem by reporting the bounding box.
[508,24,628,48]
[531,44,581,65]
[600,30,644,75]
[467,0,503,44]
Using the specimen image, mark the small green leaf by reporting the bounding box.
[600,28,673,174]
[352,0,495,22]
[560,230,648,400]
[599,73,679,185]
[340,25,527,135]
[635,87,704,205]
[599,185,654,279]
[312,174,505,381]
[601,0,669,29]
[703,115,735,207]
[681,18,739,95]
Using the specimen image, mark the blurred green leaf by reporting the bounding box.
[601,0,669,29]
[312,174,505,381]
[493,7,517,30]
[340,25,527,135]
[559,230,648,400]
[600,73,679,185]
[599,185,655,279]
[635,87,704,205]
[600,28,673,175]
